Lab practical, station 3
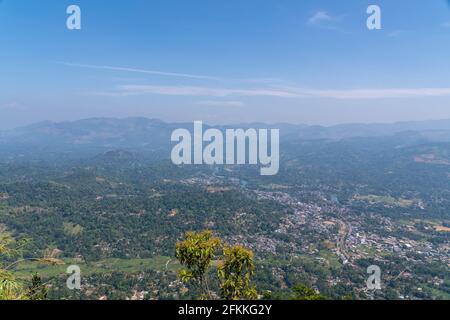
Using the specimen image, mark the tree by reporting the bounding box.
[217,245,257,300]
[1,232,60,300]
[291,284,326,300]
[175,230,221,299]
[0,233,28,300]
[27,273,48,300]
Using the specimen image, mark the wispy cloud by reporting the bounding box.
[196,100,245,107]
[387,30,406,37]
[0,101,26,110]
[64,61,450,101]
[441,21,450,28]
[56,62,221,80]
[105,85,302,98]
[307,11,346,31]
[305,87,450,99]
[99,84,450,100]
[307,11,334,25]
[57,61,292,86]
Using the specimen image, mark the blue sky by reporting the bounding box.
[1,0,450,128]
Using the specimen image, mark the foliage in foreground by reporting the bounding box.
[176,230,257,300]
[0,233,28,300]
[175,230,221,299]
[218,245,257,300]
[0,232,55,300]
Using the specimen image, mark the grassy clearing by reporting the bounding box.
[318,250,342,269]
[12,256,180,279]
[63,222,84,236]
[260,184,290,190]
[424,285,450,300]
[355,195,417,208]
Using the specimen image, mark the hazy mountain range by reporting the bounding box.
[0,118,449,152]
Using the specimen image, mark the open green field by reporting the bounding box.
[12,256,180,279]
[354,195,418,208]
[318,250,342,270]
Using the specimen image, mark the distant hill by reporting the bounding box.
[281,119,450,141]
[0,118,449,154]
[0,118,176,149]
